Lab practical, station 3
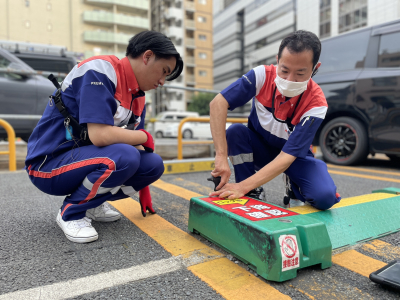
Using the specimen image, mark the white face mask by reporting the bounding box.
[274,65,315,97]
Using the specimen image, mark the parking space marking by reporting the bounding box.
[149,180,384,299]
[332,249,386,277]
[0,256,183,300]
[110,198,290,300]
[289,193,394,214]
[328,169,400,183]
[189,258,291,300]
[327,164,400,177]
[362,240,400,261]
[152,179,202,200]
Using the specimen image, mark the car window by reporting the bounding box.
[0,55,24,80]
[164,115,174,120]
[176,116,187,120]
[0,55,11,68]
[18,57,74,73]
[319,30,370,73]
[378,31,400,68]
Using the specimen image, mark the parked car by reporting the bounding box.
[0,48,55,141]
[313,19,400,165]
[13,52,76,80]
[148,111,200,138]
[164,117,213,139]
[164,115,243,139]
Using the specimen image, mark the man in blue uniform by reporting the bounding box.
[25,31,183,243]
[209,30,340,210]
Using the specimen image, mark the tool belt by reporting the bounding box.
[48,74,92,146]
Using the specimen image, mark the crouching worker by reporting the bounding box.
[209,30,340,210]
[25,31,183,243]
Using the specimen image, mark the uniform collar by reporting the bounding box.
[121,57,141,94]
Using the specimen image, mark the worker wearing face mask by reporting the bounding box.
[209,30,341,210]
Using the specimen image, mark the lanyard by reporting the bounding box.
[271,86,303,132]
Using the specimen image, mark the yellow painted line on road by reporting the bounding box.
[328,164,400,177]
[289,193,394,214]
[332,250,386,277]
[150,180,381,299]
[110,198,290,300]
[189,258,290,300]
[328,169,400,183]
[152,179,202,200]
[362,240,400,261]
[163,160,214,175]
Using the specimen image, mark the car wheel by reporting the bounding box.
[319,117,368,165]
[182,129,193,139]
[155,131,163,138]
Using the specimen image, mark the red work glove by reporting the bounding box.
[139,186,156,217]
[138,129,154,152]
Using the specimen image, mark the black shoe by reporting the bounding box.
[283,174,296,206]
[245,187,264,201]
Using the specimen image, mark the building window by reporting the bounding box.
[319,0,331,38]
[339,0,367,34]
[199,52,207,59]
[198,34,207,40]
[199,70,207,76]
[197,16,207,23]
[199,0,207,4]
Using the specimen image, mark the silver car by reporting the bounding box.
[0,48,55,141]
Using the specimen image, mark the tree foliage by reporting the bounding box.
[187,92,216,115]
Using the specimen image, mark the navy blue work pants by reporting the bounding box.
[26,144,164,221]
[226,123,340,210]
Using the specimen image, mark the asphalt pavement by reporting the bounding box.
[0,154,400,299]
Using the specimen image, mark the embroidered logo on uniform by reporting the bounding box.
[91,82,104,85]
[242,75,252,84]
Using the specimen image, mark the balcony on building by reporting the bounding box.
[85,50,126,59]
[185,19,195,30]
[164,7,182,21]
[83,31,133,45]
[83,11,149,31]
[185,38,195,49]
[186,56,195,66]
[185,74,195,84]
[165,26,183,40]
[184,1,195,12]
[84,0,149,12]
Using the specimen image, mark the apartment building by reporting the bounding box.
[151,0,213,112]
[213,0,400,96]
[0,0,149,59]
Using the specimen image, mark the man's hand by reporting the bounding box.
[209,182,248,200]
[138,129,154,152]
[211,155,231,190]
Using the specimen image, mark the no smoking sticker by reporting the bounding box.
[279,235,300,271]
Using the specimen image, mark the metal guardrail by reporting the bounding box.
[0,114,42,120]
[0,67,68,78]
[0,119,17,171]
[177,117,248,160]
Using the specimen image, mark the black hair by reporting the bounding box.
[278,30,321,69]
[126,30,183,81]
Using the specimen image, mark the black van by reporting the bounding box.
[313,20,400,165]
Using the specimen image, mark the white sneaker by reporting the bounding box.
[56,210,98,243]
[86,202,121,222]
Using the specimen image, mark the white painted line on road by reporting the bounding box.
[0,256,185,300]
